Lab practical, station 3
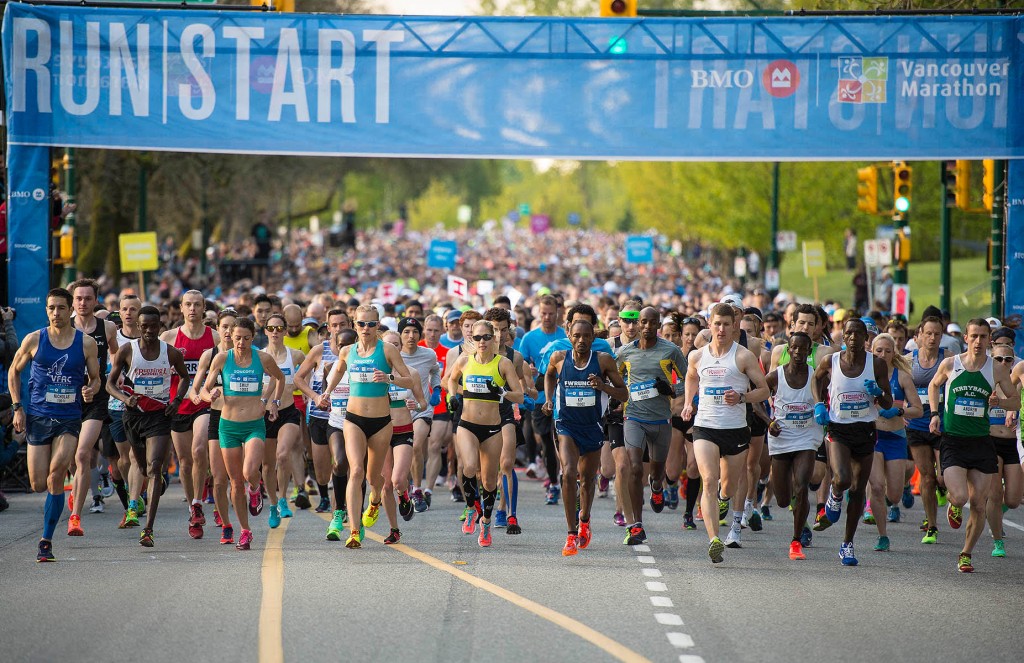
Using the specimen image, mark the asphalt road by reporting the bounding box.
[3,473,1023,663]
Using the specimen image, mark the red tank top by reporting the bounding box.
[173,326,214,415]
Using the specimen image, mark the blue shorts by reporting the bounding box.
[27,415,82,446]
[555,420,605,455]
[875,429,908,462]
[109,409,127,444]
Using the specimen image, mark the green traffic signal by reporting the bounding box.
[895,196,910,213]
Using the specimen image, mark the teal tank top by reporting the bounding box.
[348,340,391,398]
[222,348,264,397]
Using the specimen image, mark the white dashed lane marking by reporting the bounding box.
[631,544,705,662]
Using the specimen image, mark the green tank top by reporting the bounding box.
[778,342,819,370]
[942,355,994,438]
[222,348,264,397]
[347,340,391,399]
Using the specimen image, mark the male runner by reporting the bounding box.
[9,288,101,562]
[67,279,119,536]
[107,307,190,547]
[282,304,319,508]
[161,290,218,539]
[397,317,441,512]
[107,294,144,524]
[906,315,946,544]
[420,314,452,507]
[928,318,1019,572]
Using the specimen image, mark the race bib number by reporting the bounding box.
[45,385,76,404]
[229,375,261,393]
[783,411,813,429]
[264,366,293,386]
[630,380,657,401]
[184,360,200,378]
[331,397,348,413]
[565,387,596,408]
[836,392,869,420]
[349,364,374,383]
[953,397,986,418]
[916,387,931,406]
[990,407,1007,425]
[134,376,166,397]
[703,386,728,405]
[466,375,491,394]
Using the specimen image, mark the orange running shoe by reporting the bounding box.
[577,520,592,550]
[789,540,806,560]
[562,533,579,556]
[67,514,84,536]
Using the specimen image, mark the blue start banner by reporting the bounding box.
[3,4,1023,160]
[625,235,654,264]
[426,239,457,271]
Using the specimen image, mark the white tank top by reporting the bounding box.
[326,361,351,429]
[127,340,173,409]
[108,329,139,412]
[694,342,748,429]
[767,365,820,454]
[263,347,296,391]
[827,351,878,424]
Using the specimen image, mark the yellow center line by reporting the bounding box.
[315,513,651,663]
[258,518,290,663]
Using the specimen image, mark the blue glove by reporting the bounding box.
[522,395,537,412]
[814,402,829,426]
[864,379,883,397]
[429,386,441,407]
[879,406,900,419]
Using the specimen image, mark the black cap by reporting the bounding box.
[993,327,1016,343]
[397,317,423,336]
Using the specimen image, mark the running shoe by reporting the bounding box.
[125,507,140,528]
[326,510,346,541]
[577,520,592,549]
[67,514,84,536]
[936,487,948,507]
[650,489,665,514]
[545,484,561,506]
[613,511,626,527]
[947,503,963,530]
[887,505,901,523]
[214,509,223,527]
[665,485,679,510]
[839,542,858,566]
[624,524,646,546]
[494,510,508,528]
[748,509,762,532]
[315,496,331,513]
[761,505,773,521]
[862,506,875,524]
[800,526,813,548]
[90,497,104,514]
[683,514,697,530]
[140,528,154,548]
[359,525,365,542]
[37,540,55,563]
[246,483,264,516]
[811,508,829,532]
[506,515,522,535]
[902,484,915,509]
[424,490,432,508]
[305,477,317,494]
[278,498,293,519]
[824,492,843,524]
[384,528,402,545]
[526,462,538,479]
[479,521,492,547]
[920,518,930,531]
[756,480,767,505]
[268,505,281,529]
[100,473,114,498]
[462,503,480,535]
[118,512,129,529]
[695,506,704,522]
[789,540,806,560]
[188,505,204,539]
[562,533,578,556]
[717,496,729,521]
[598,475,610,498]
[220,526,234,545]
[362,501,381,528]
[294,489,311,510]
[398,492,415,521]
[992,539,1006,558]
[708,537,725,564]
[459,505,471,522]
[957,553,973,573]
[450,485,464,502]
[874,535,890,552]
[921,527,938,545]
[236,529,253,551]
[137,494,146,515]
[412,489,428,513]
[725,527,742,549]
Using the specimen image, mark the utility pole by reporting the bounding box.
[769,162,780,296]
[992,160,1006,317]
[939,162,952,313]
[62,148,77,283]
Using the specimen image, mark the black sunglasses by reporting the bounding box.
[472,334,494,342]
[356,320,379,328]
[993,356,1014,363]
[682,317,702,326]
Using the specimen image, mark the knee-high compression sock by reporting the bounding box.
[43,493,65,540]
[507,470,519,516]
[481,488,498,520]
[317,483,329,501]
[462,475,479,507]
[685,477,701,516]
[332,473,347,511]
[113,479,130,510]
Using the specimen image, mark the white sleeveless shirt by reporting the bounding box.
[694,342,748,430]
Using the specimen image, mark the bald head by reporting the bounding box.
[283,304,303,326]
[306,301,326,324]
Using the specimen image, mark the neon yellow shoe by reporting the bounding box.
[362,501,381,528]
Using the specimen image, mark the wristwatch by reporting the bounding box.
[272,399,282,406]
[930,412,941,418]
[261,397,269,405]
[388,373,395,383]
[12,402,22,411]
[738,393,746,404]
[897,407,905,417]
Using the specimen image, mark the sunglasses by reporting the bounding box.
[265,325,285,332]
[682,317,702,326]
[993,356,1014,363]
[356,320,379,328]
[472,334,494,342]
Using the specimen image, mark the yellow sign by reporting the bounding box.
[802,240,827,278]
[119,232,159,272]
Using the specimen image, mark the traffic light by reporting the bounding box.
[600,0,637,17]
[954,160,971,210]
[895,228,911,267]
[982,159,996,212]
[251,0,295,10]
[856,166,878,215]
[893,162,912,213]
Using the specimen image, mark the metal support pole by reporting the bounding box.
[939,163,951,314]
[769,162,779,295]
[138,160,148,297]
[62,147,77,283]
[200,182,209,278]
[992,160,1006,317]
[893,212,908,286]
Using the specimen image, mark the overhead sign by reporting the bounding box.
[863,238,893,267]
[802,240,826,278]
[625,235,654,264]
[426,239,457,270]
[891,284,910,317]
[447,275,468,300]
[118,232,159,272]
[776,231,797,252]
[3,5,1022,160]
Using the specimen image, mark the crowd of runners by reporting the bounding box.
[6,231,1023,575]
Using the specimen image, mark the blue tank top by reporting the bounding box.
[555,351,605,426]
[347,340,390,398]
[221,348,264,397]
[890,368,906,402]
[907,348,944,432]
[29,328,86,418]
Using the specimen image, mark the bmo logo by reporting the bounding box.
[691,68,754,89]
[762,60,800,98]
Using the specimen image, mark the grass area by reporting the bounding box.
[777,256,993,324]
